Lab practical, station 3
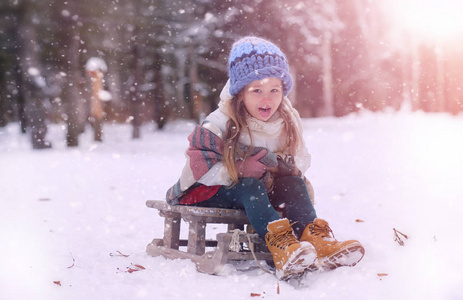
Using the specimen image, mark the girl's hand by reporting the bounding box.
[268,165,280,174]
[275,155,302,177]
[236,148,277,178]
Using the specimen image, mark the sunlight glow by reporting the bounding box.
[402,119,463,194]
[390,0,463,40]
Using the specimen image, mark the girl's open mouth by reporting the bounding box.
[258,107,272,118]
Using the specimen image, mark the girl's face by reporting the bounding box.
[242,77,283,122]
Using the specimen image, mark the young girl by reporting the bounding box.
[166,36,364,280]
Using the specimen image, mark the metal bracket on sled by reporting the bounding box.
[145,200,272,275]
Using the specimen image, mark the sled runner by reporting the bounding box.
[145,200,272,275]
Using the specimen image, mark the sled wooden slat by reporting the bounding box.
[146,200,250,224]
[145,200,272,275]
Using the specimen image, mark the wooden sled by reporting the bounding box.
[145,200,272,275]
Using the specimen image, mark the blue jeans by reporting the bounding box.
[188,176,317,238]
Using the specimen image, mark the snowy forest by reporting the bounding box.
[1,0,463,149]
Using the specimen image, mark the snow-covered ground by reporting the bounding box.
[1,111,462,300]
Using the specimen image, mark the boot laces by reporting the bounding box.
[310,222,336,240]
[268,224,299,250]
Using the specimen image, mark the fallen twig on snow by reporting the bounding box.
[250,282,279,298]
[393,228,409,246]
[377,273,388,280]
[110,250,130,257]
[67,253,75,269]
[118,263,146,273]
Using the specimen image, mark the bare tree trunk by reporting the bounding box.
[176,50,189,119]
[0,57,8,127]
[17,0,51,149]
[15,70,27,134]
[153,50,168,129]
[64,39,85,147]
[321,31,334,116]
[410,37,420,111]
[399,46,412,111]
[130,31,143,139]
[188,44,203,123]
[435,42,446,112]
[56,9,85,147]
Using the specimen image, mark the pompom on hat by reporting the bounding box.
[228,36,293,96]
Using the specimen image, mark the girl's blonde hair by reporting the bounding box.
[222,89,302,184]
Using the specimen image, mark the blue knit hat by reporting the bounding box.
[228,36,293,96]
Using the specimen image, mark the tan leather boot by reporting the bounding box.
[265,219,316,280]
[301,219,365,270]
